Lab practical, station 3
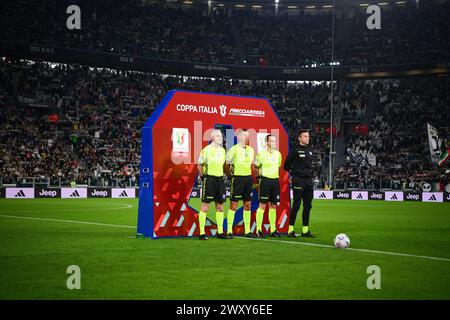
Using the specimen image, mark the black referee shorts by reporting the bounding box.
[201,175,226,204]
[230,175,253,202]
[258,177,280,204]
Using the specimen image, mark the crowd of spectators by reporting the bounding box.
[344,3,450,66]
[1,59,448,190]
[235,10,334,67]
[0,59,330,187]
[1,0,449,67]
[337,78,450,191]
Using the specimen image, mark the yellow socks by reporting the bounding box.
[243,210,251,234]
[256,208,264,232]
[199,211,207,235]
[227,210,235,234]
[216,211,224,234]
[269,208,277,232]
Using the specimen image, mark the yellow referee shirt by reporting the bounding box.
[255,149,282,179]
[226,144,254,176]
[198,144,226,177]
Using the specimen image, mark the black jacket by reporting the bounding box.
[284,143,314,187]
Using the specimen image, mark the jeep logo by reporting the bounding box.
[370,193,383,199]
[406,194,420,201]
[91,190,108,197]
[39,189,57,197]
[336,192,350,199]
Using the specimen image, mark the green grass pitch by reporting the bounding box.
[0,198,449,299]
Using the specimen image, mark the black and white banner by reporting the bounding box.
[403,191,422,202]
[368,191,384,200]
[351,191,368,200]
[444,192,450,202]
[384,191,404,202]
[35,188,61,198]
[314,191,333,200]
[111,188,136,198]
[422,192,443,202]
[88,188,112,198]
[2,187,449,203]
[3,187,139,199]
[333,191,351,200]
[6,188,34,199]
[427,123,445,166]
[61,187,88,199]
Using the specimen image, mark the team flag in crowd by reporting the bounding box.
[346,148,367,167]
[427,123,450,167]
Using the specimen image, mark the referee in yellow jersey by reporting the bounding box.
[255,134,282,238]
[197,129,227,240]
[225,129,255,239]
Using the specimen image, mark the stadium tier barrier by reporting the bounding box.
[1,41,449,81]
[1,187,449,203]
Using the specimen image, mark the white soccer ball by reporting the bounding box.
[334,233,350,248]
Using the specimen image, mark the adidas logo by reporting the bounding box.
[319,192,326,199]
[390,194,398,200]
[119,190,128,197]
[70,190,81,197]
[428,194,437,201]
[356,193,363,199]
[14,190,26,197]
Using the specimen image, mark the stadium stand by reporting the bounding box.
[1,0,449,191]
[1,0,448,66]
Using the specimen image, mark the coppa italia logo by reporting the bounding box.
[175,131,186,146]
[176,103,265,118]
[219,104,227,117]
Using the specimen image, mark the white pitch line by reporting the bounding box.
[0,204,133,214]
[0,214,135,229]
[1,214,449,262]
[236,236,450,262]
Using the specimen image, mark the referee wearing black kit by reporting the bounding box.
[284,129,316,238]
